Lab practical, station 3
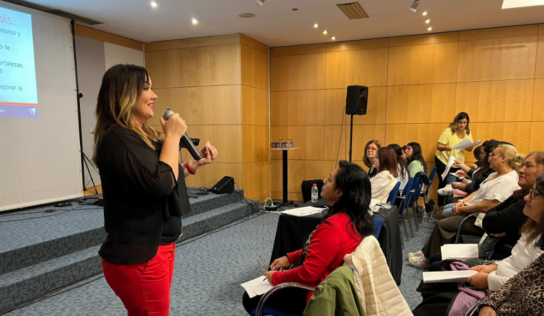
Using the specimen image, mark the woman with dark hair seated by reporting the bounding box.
[242,161,374,315]
[412,174,544,316]
[370,147,399,203]
[388,144,409,193]
[404,142,427,177]
[477,173,544,316]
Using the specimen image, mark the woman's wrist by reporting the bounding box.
[190,160,200,172]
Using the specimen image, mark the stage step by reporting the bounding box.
[0,196,257,315]
[0,189,244,275]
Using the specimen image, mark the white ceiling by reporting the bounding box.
[18,0,544,47]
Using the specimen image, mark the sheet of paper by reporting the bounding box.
[241,276,274,298]
[423,270,478,283]
[441,155,456,180]
[453,139,482,150]
[281,206,326,217]
[441,244,479,260]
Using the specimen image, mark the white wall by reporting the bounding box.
[104,42,144,69]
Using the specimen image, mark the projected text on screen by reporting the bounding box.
[0,7,38,119]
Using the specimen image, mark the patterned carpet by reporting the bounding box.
[5,210,439,315]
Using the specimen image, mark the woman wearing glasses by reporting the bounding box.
[435,112,474,207]
[362,140,382,178]
[242,161,374,315]
[478,174,544,316]
[412,172,544,316]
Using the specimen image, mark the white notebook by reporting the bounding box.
[281,206,326,217]
[423,270,478,283]
[441,244,479,260]
[241,276,274,298]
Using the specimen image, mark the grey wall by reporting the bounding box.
[75,35,105,187]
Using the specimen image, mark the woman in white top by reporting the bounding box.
[409,144,525,267]
[467,173,544,292]
[370,147,399,203]
[388,144,409,193]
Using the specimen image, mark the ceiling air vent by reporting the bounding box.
[336,2,369,19]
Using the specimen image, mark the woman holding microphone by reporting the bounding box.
[435,112,474,208]
[92,64,217,316]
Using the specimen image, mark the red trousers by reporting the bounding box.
[102,243,176,316]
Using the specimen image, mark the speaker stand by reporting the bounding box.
[348,114,354,163]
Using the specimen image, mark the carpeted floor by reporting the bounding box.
[5,210,438,315]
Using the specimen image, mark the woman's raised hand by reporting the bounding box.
[160,112,187,139]
[270,256,291,271]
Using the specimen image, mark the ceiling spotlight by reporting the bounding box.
[427,27,433,31]
[332,36,336,40]
[422,11,428,16]
[425,19,430,24]
[150,1,157,8]
[192,18,198,25]
[314,23,318,28]
[323,30,328,35]
[410,0,420,12]
[256,0,264,6]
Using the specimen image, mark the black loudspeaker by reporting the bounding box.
[210,176,235,194]
[345,85,368,116]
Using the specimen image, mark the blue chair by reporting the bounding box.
[387,181,401,205]
[420,166,437,203]
[397,177,414,240]
[406,175,424,230]
[373,217,384,239]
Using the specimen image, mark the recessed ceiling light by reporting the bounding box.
[427,27,433,31]
[425,19,430,24]
[192,18,198,25]
[332,36,336,40]
[422,11,428,16]
[238,13,256,18]
[314,23,318,28]
[150,1,157,8]
[323,30,328,35]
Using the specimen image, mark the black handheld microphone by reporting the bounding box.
[163,108,202,161]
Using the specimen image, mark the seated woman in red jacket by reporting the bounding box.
[242,160,374,315]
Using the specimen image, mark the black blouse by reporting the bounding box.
[96,126,191,265]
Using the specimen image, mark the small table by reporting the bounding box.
[270,148,300,204]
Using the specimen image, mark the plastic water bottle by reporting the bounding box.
[311,184,318,203]
[288,139,294,148]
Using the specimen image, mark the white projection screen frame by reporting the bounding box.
[0,2,83,212]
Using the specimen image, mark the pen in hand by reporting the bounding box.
[264,266,279,281]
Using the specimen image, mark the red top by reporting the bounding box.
[271,212,363,301]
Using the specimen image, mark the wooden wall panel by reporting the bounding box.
[536,35,544,78]
[459,25,538,42]
[388,42,458,85]
[242,86,269,126]
[456,80,534,122]
[187,125,243,163]
[270,126,325,160]
[533,79,544,121]
[530,122,544,152]
[147,86,241,126]
[241,44,269,90]
[326,49,389,88]
[385,124,445,161]
[270,90,325,126]
[323,125,350,161]
[145,44,242,88]
[327,38,389,52]
[74,24,143,51]
[457,37,538,82]
[243,161,270,201]
[325,87,387,125]
[271,44,327,57]
[386,84,456,124]
[470,122,532,154]
[351,125,387,161]
[242,125,269,163]
[270,53,327,91]
[389,32,459,47]
[145,34,241,52]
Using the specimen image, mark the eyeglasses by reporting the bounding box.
[529,189,542,200]
[257,255,270,272]
[367,147,378,151]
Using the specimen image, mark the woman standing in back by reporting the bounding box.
[435,112,474,207]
